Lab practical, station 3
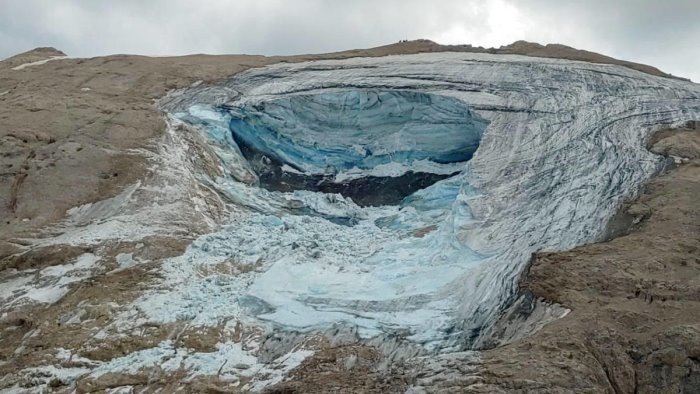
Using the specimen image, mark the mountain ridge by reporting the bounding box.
[3,39,687,81]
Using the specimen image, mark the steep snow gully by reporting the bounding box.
[156,52,700,353]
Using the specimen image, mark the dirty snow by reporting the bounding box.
[0,253,101,311]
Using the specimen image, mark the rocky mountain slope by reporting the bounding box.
[0,40,698,393]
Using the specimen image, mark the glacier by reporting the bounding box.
[227,91,485,176]
[153,52,700,352]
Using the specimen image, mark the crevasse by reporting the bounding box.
[155,52,700,350]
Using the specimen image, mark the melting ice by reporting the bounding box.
[148,88,492,347]
[151,52,700,350]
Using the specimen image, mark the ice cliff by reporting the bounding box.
[157,52,700,351]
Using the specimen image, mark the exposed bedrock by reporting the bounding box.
[159,52,700,353]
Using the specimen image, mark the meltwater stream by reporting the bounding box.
[152,52,700,352]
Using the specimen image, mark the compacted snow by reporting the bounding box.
[153,52,700,351]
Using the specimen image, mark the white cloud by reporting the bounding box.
[430,0,527,48]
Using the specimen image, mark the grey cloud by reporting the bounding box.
[513,0,700,81]
[0,0,697,81]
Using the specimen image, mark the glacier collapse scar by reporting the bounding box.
[225,90,487,205]
[155,52,700,352]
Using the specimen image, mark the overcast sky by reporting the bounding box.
[1,0,698,81]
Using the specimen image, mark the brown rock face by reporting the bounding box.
[0,50,271,250]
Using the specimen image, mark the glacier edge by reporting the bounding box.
[151,52,700,351]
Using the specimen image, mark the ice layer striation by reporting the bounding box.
[157,52,700,350]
